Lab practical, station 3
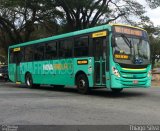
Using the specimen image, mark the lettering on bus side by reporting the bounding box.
[42,59,73,74]
[43,64,69,70]
[77,59,88,65]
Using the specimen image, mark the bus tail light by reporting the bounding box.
[112,67,120,77]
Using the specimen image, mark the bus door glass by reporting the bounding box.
[12,48,22,82]
[93,37,106,85]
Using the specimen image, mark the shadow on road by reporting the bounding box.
[1,81,148,99]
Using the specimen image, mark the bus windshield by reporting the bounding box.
[113,35,150,65]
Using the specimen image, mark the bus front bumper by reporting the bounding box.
[110,75,151,88]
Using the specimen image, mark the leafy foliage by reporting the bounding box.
[143,25,160,67]
[56,0,149,32]
[0,0,60,44]
[146,0,160,8]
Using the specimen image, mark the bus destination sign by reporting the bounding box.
[114,26,143,36]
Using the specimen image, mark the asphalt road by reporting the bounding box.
[0,81,160,125]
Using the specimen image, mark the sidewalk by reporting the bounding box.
[152,81,160,87]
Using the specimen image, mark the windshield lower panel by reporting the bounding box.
[113,35,150,65]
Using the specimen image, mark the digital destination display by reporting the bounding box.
[114,54,129,59]
[114,26,143,36]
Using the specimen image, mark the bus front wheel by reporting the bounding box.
[76,74,90,94]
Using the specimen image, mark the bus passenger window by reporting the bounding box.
[59,39,73,58]
[34,44,45,61]
[24,46,34,61]
[74,36,89,57]
[9,48,24,63]
[45,42,57,59]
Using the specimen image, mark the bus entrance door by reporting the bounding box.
[13,51,21,83]
[93,37,106,86]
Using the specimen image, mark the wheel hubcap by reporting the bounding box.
[79,79,85,89]
[27,77,31,86]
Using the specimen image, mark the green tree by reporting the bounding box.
[145,0,160,67]
[0,0,62,59]
[143,25,160,67]
[146,0,160,8]
[56,0,148,32]
[0,0,60,45]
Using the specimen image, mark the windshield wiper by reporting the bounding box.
[121,34,132,48]
[121,34,136,63]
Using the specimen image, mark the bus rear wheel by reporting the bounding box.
[25,73,39,88]
[76,74,90,94]
[111,88,123,93]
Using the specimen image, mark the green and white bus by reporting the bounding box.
[8,24,151,94]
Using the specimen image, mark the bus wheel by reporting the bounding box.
[25,73,39,88]
[111,88,123,93]
[76,74,89,94]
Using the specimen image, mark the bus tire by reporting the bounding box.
[25,73,39,88]
[76,74,90,94]
[111,88,123,93]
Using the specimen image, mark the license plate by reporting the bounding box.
[133,80,138,84]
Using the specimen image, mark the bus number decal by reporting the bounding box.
[13,47,21,52]
[92,31,107,38]
[77,60,88,65]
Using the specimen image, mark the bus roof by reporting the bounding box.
[9,24,112,48]
[9,24,145,48]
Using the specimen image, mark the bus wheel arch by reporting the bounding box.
[75,71,90,94]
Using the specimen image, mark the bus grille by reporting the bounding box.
[119,68,148,86]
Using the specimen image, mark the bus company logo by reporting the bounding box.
[43,63,72,71]
[43,64,53,70]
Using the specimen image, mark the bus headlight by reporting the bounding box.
[148,71,152,77]
[112,67,120,77]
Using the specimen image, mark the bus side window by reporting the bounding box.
[59,39,73,58]
[24,46,34,62]
[34,44,45,61]
[45,42,57,60]
[74,36,89,57]
[9,48,24,63]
